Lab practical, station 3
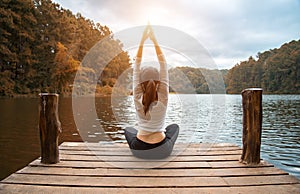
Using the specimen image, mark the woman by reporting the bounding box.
[124,25,179,159]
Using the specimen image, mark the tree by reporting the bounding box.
[0,0,37,94]
[226,39,300,94]
[53,42,80,94]
[0,71,15,96]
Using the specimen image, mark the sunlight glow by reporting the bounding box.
[143,7,169,24]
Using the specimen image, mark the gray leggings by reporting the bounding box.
[124,124,179,159]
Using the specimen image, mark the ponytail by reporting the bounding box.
[142,80,159,115]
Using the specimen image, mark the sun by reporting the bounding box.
[143,7,169,24]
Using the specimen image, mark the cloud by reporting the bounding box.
[54,0,300,69]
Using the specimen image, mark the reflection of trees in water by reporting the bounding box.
[59,98,82,142]
[95,96,135,141]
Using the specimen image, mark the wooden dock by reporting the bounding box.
[0,142,299,193]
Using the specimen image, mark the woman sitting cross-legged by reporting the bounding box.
[124,25,179,159]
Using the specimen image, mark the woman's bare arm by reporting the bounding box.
[133,26,149,97]
[149,27,164,58]
[148,26,169,104]
[136,27,149,59]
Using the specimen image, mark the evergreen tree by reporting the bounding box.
[0,0,37,94]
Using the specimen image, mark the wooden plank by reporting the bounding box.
[2,142,299,194]
[0,184,230,194]
[1,183,299,194]
[29,158,273,169]
[224,175,300,186]
[59,144,242,152]
[17,166,288,177]
[2,173,299,188]
[60,142,240,148]
[59,147,242,153]
[58,153,241,162]
[1,174,228,187]
[61,142,238,148]
[29,159,212,169]
[232,184,300,194]
[59,149,242,156]
[208,160,273,168]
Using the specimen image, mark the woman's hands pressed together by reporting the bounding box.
[140,24,158,45]
[136,24,163,60]
[140,26,150,45]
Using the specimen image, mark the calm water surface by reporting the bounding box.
[0,94,299,180]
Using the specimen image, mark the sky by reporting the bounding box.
[53,0,300,69]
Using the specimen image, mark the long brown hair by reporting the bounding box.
[141,79,160,115]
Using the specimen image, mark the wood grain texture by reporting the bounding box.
[38,93,61,164]
[241,88,263,165]
[1,142,299,194]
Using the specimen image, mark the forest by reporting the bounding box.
[0,0,130,97]
[1,0,299,97]
[169,67,228,94]
[171,39,300,94]
[226,39,300,94]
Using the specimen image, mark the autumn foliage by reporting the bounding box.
[0,0,130,97]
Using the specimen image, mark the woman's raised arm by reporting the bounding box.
[136,27,149,59]
[149,26,168,84]
[149,26,164,60]
[133,26,149,90]
[148,26,169,103]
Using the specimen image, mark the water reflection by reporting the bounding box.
[261,95,300,179]
[95,96,133,142]
[0,98,40,180]
[94,94,300,178]
[0,94,299,180]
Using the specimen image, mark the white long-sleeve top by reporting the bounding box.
[133,54,169,135]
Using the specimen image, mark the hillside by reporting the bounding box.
[226,39,300,94]
[169,67,227,94]
[168,39,300,94]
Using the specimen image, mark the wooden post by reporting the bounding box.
[240,88,263,165]
[39,93,61,164]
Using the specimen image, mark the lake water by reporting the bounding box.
[0,94,299,180]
